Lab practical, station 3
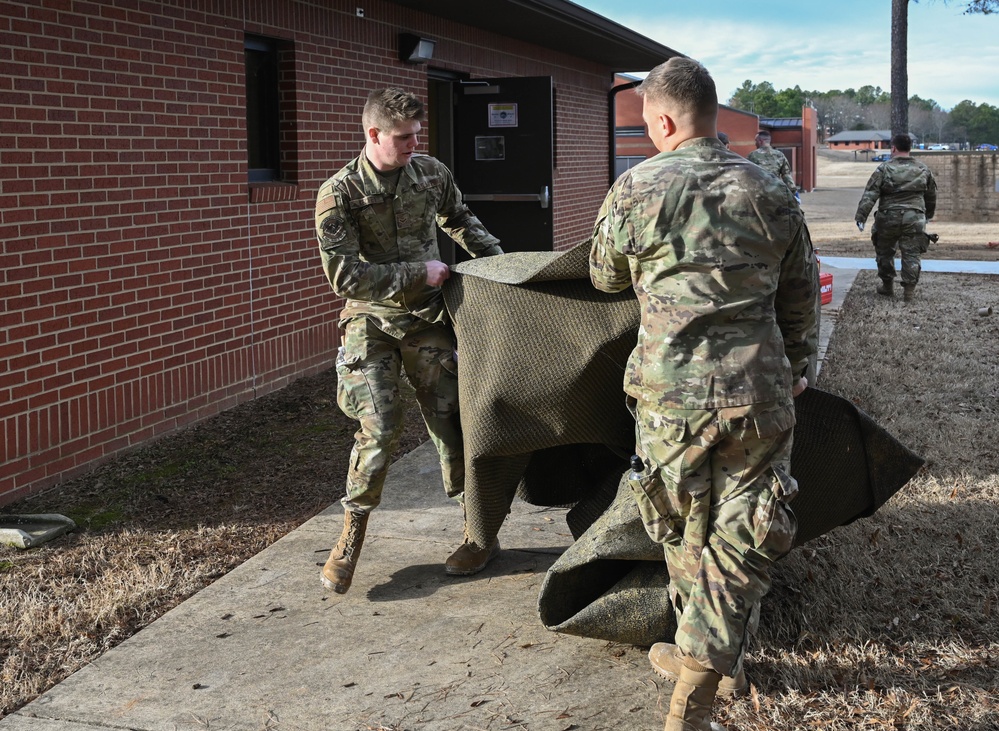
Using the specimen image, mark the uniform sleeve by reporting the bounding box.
[589,177,634,293]
[924,169,937,219]
[855,167,884,224]
[434,166,503,258]
[315,180,426,302]
[775,213,819,380]
[780,158,796,193]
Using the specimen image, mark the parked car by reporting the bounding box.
[872,153,891,161]
[977,143,998,151]
[928,144,948,150]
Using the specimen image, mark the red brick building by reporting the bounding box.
[1,0,681,504]
[614,75,817,191]
[826,130,893,151]
[761,111,819,193]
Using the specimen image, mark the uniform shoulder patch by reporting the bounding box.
[321,214,347,243]
[316,193,339,216]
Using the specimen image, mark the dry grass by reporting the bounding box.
[716,271,999,731]
[0,370,428,718]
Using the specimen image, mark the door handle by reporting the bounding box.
[464,185,551,209]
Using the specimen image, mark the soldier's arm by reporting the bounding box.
[924,170,938,220]
[316,181,427,302]
[854,168,884,223]
[589,179,634,294]
[775,214,819,380]
[781,159,796,193]
[435,166,503,258]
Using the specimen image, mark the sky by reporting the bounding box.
[572,0,999,110]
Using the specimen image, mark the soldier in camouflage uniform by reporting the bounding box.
[855,133,937,302]
[315,88,504,595]
[589,58,818,731]
[748,129,798,196]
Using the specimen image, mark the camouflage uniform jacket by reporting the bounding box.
[854,156,937,224]
[590,137,818,410]
[316,152,502,338]
[747,145,796,193]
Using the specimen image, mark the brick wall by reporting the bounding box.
[913,151,999,223]
[0,0,614,504]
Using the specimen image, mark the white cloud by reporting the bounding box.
[584,3,998,110]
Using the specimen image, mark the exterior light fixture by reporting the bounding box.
[399,33,435,64]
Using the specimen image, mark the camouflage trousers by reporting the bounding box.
[628,398,798,677]
[872,209,927,286]
[335,317,464,513]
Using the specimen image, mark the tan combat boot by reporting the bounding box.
[903,284,916,302]
[649,642,748,698]
[321,510,369,594]
[664,653,725,731]
[876,279,894,296]
[445,533,500,575]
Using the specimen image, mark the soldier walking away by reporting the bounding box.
[854,133,937,302]
[589,57,818,731]
[315,88,504,594]
[748,129,798,198]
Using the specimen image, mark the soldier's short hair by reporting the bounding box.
[756,130,772,141]
[638,57,717,120]
[891,133,913,152]
[362,88,425,132]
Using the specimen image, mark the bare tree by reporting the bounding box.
[907,105,935,142]
[866,102,892,130]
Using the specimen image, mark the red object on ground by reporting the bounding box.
[820,272,833,305]
[987,241,999,248]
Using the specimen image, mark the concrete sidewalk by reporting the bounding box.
[816,263,859,377]
[0,268,859,731]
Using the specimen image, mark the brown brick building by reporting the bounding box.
[614,75,817,192]
[1,0,681,503]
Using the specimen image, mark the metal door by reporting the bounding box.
[452,76,554,259]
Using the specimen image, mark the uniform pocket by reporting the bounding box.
[432,352,459,417]
[628,464,682,546]
[335,348,376,420]
[748,465,798,561]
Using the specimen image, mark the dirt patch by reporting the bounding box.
[803,149,999,260]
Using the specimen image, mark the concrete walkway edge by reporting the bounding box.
[0,268,861,731]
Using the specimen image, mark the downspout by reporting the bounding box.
[608,78,643,187]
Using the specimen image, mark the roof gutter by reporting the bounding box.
[609,78,643,187]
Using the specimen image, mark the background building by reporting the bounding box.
[825,130,895,151]
[614,76,817,191]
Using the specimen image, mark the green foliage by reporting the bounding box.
[908,95,940,113]
[855,85,890,106]
[948,100,999,144]
[726,79,998,145]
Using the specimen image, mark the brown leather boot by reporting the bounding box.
[445,534,500,576]
[649,642,748,698]
[664,653,724,731]
[876,279,894,296]
[903,284,916,302]
[321,510,369,594]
